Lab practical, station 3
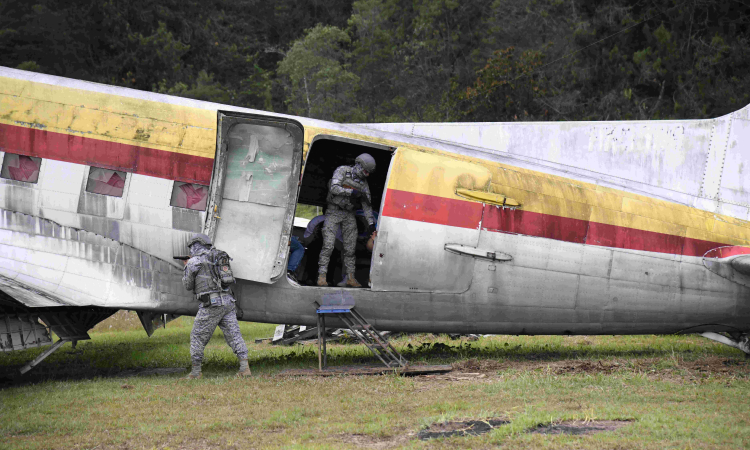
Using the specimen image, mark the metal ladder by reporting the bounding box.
[339,308,407,369]
[317,302,408,371]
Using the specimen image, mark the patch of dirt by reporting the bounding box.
[530,419,632,435]
[447,356,749,380]
[418,418,510,440]
[118,437,239,450]
[339,432,413,449]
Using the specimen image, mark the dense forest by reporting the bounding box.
[1,0,749,123]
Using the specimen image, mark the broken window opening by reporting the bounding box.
[171,181,209,211]
[85,167,127,197]
[289,137,394,288]
[1,154,42,183]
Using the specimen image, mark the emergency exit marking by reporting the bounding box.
[488,265,496,271]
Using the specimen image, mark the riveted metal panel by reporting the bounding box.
[718,113,750,207]
[701,116,732,199]
[366,120,711,200]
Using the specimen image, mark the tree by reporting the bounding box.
[278,24,364,122]
[459,47,548,121]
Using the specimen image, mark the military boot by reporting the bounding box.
[185,363,202,379]
[317,273,329,287]
[237,358,252,378]
[344,273,362,288]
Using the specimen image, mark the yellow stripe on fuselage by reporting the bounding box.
[0,76,217,158]
[305,126,750,248]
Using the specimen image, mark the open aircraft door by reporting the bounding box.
[204,113,304,283]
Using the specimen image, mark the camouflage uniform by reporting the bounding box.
[319,164,374,278]
[319,207,359,275]
[183,243,248,366]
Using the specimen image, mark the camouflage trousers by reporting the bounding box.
[190,301,248,365]
[318,208,358,275]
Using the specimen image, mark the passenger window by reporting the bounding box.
[85,167,127,197]
[1,154,42,183]
[171,181,209,211]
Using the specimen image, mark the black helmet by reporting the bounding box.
[187,233,212,248]
[355,153,376,173]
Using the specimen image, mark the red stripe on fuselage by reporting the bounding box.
[382,188,483,229]
[383,188,730,257]
[0,122,214,184]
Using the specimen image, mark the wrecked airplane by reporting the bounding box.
[1,66,749,372]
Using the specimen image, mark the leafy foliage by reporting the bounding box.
[461,47,549,121]
[278,25,363,122]
[1,0,748,122]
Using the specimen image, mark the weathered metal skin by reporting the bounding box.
[230,249,750,337]
[0,208,195,313]
[0,65,749,356]
[360,113,750,219]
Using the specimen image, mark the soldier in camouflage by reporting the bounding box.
[182,233,251,379]
[318,153,377,287]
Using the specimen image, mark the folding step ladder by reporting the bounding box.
[316,293,408,371]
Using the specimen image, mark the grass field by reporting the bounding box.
[1,311,749,449]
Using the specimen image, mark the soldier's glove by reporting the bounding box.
[350,189,362,200]
[367,224,376,235]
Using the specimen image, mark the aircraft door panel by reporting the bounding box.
[371,217,476,293]
[206,114,303,284]
[371,149,490,293]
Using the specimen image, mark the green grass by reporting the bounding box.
[1,319,749,449]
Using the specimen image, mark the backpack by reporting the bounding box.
[209,248,235,288]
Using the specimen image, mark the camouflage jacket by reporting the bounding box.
[326,165,374,225]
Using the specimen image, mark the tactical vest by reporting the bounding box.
[326,167,370,210]
[193,259,223,297]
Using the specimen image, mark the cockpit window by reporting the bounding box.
[171,181,209,211]
[1,154,41,183]
[85,167,127,197]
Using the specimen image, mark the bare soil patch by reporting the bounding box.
[339,432,414,449]
[418,418,510,440]
[450,356,749,379]
[530,419,632,435]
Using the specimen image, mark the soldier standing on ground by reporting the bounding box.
[318,153,376,287]
[182,233,251,379]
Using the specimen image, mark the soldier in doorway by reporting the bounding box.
[182,233,251,379]
[318,153,377,287]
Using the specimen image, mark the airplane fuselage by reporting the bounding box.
[1,66,749,353]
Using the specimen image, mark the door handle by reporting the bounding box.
[444,244,512,261]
